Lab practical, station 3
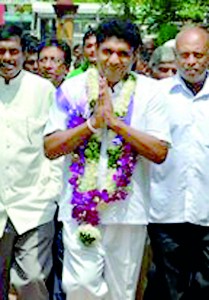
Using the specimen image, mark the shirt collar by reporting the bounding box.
[170,71,209,97]
[0,69,25,87]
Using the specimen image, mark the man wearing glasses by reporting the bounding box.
[38,38,71,88]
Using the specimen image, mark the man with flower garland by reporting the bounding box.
[44,19,171,300]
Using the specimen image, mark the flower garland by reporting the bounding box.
[67,68,138,246]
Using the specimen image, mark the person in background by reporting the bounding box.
[66,27,97,78]
[23,34,39,74]
[133,47,151,76]
[0,24,62,300]
[43,19,171,300]
[38,37,71,300]
[149,45,177,79]
[38,37,71,88]
[72,43,83,69]
[145,26,209,300]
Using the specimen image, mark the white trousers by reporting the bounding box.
[62,222,147,300]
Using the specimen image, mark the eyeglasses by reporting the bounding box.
[39,56,65,66]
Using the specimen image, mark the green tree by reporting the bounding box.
[102,0,209,45]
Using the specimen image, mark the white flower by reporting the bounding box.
[77,224,102,246]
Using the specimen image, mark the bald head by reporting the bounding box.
[175,27,209,84]
[176,27,209,52]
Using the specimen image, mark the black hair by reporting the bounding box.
[73,43,81,52]
[0,24,26,50]
[95,19,142,51]
[82,27,96,47]
[22,34,39,54]
[38,37,71,67]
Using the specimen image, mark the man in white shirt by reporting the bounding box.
[145,26,209,300]
[38,37,72,300]
[44,19,171,300]
[0,24,62,300]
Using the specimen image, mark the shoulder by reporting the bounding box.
[61,71,87,94]
[22,70,55,91]
[134,74,161,104]
[66,66,84,78]
[135,74,160,94]
[56,72,88,111]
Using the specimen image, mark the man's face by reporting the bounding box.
[73,45,82,59]
[83,35,97,64]
[38,46,68,87]
[23,52,38,74]
[0,37,23,80]
[152,61,177,80]
[96,36,135,86]
[175,29,209,83]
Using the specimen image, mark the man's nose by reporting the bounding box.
[187,53,196,65]
[33,61,38,71]
[43,58,53,68]
[167,69,176,76]
[109,52,120,64]
[3,50,11,60]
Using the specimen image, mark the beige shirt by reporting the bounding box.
[0,70,62,238]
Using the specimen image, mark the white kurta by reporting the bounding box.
[44,71,171,300]
[44,71,171,226]
[0,70,63,238]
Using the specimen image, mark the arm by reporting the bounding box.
[99,77,169,164]
[44,122,93,160]
[108,117,168,164]
[44,92,105,159]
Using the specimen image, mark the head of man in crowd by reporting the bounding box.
[132,47,151,76]
[175,26,209,86]
[149,45,177,79]
[82,27,97,66]
[23,34,39,74]
[95,19,142,88]
[72,43,83,68]
[0,24,24,83]
[38,37,71,87]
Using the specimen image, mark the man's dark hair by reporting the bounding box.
[95,19,142,51]
[73,43,81,52]
[38,37,72,67]
[22,34,39,54]
[0,24,26,50]
[82,27,96,47]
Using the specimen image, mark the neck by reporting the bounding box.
[1,70,22,85]
[182,75,207,95]
[107,73,130,90]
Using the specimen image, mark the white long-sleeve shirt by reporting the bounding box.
[0,70,63,238]
[149,74,209,225]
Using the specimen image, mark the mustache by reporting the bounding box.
[0,61,14,67]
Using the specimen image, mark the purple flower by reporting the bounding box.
[68,131,138,227]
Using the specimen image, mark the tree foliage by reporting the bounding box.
[101,0,209,45]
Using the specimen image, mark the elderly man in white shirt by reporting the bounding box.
[145,26,209,300]
[0,24,62,300]
[44,19,171,300]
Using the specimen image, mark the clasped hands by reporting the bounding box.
[90,76,117,130]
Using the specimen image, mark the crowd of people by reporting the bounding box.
[0,17,209,300]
